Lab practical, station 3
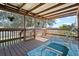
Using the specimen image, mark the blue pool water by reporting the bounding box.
[27,45,58,56]
[26,37,79,56]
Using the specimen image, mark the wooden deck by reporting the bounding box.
[0,36,79,56]
[0,39,44,56]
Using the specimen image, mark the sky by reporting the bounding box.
[47,16,77,28]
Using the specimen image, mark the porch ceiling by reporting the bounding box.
[0,3,79,20]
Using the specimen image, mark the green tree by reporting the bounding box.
[59,23,77,37]
[47,20,56,26]
[59,24,71,29]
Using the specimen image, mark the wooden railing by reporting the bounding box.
[0,28,25,47]
[46,28,77,37]
[0,28,78,47]
[35,28,78,38]
[0,28,35,48]
[25,28,35,40]
[35,28,46,37]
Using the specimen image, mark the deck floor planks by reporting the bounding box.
[8,45,17,56]
[0,39,44,56]
[18,42,28,51]
[0,47,5,56]
[22,40,38,51]
[22,40,43,51]
[17,42,28,55]
[11,44,23,56]
[4,46,11,56]
[14,43,25,55]
[21,41,34,51]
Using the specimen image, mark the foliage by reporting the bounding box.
[7,16,15,21]
[0,11,24,28]
[0,10,56,28]
[26,17,34,27]
[59,24,71,30]
[59,23,77,37]
[47,20,56,26]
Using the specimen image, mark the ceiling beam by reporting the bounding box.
[19,3,26,9]
[5,3,19,9]
[26,3,45,15]
[4,3,28,13]
[45,8,77,17]
[29,3,45,12]
[41,3,79,16]
[5,3,26,10]
[48,10,77,19]
[5,3,46,19]
[0,4,46,19]
[36,3,65,15]
[51,12,76,19]
[0,4,25,14]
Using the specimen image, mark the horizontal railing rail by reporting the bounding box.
[35,28,78,38]
[0,28,78,48]
[0,28,25,47]
[25,28,35,40]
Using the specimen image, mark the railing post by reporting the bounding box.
[20,31,21,41]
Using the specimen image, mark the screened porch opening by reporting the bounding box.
[0,3,79,56]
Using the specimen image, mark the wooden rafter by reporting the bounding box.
[36,3,65,15]
[19,3,26,9]
[5,3,26,10]
[26,3,45,15]
[45,8,77,17]
[5,3,46,19]
[0,3,78,20]
[50,12,76,19]
[48,10,77,19]
[47,12,76,20]
[41,3,79,16]
[0,4,46,19]
[5,3,19,9]
[29,3,45,12]
[0,4,24,14]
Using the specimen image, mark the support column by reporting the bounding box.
[44,19,46,37]
[34,18,36,39]
[42,19,46,37]
[77,7,79,41]
[77,7,79,50]
[24,15,26,41]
